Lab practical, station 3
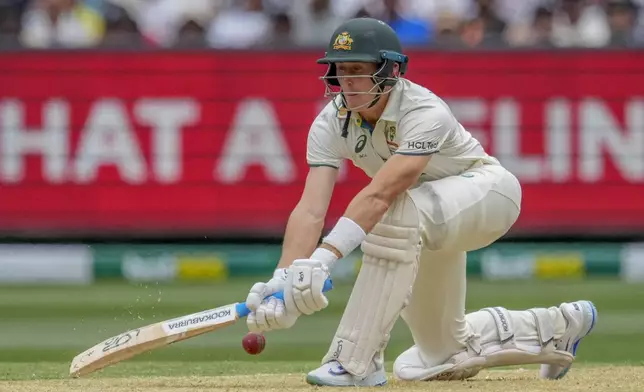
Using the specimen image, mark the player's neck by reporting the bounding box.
[358,95,389,125]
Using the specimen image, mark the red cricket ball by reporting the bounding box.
[242,332,266,355]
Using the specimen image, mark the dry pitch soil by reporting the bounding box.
[2,366,643,392]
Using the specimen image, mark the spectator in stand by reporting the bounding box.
[4,0,644,50]
[454,0,511,48]
[400,0,471,25]
[632,0,644,44]
[174,18,207,48]
[168,0,213,48]
[265,12,296,47]
[605,0,640,46]
[473,0,507,35]
[531,6,557,47]
[384,0,434,46]
[19,0,105,48]
[0,0,27,47]
[328,0,370,20]
[206,0,272,48]
[493,0,545,26]
[99,1,143,47]
[506,5,557,48]
[550,0,611,47]
[133,0,216,47]
[432,11,464,47]
[459,16,488,47]
[290,0,344,47]
[354,0,434,46]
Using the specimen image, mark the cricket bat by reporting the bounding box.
[69,278,333,377]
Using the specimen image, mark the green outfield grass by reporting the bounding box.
[0,277,642,382]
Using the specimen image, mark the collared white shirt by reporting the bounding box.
[306,78,500,182]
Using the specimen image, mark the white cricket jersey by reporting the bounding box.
[306,78,500,182]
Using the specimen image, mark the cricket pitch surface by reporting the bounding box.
[2,363,643,392]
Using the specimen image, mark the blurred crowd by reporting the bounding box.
[0,0,642,49]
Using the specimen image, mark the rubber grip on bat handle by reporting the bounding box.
[236,278,333,319]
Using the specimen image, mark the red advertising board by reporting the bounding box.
[0,50,642,237]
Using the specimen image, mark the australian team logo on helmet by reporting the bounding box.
[333,32,353,50]
[317,17,409,125]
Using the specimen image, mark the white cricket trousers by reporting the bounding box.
[403,162,523,366]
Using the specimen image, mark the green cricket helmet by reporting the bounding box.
[317,17,409,90]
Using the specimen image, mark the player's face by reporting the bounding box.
[335,62,379,109]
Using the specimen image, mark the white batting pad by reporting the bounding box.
[322,193,421,378]
[395,306,572,381]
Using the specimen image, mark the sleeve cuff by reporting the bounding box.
[308,163,340,169]
[394,150,439,156]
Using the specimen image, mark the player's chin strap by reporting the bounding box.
[320,192,422,378]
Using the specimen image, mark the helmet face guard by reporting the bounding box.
[319,50,408,112]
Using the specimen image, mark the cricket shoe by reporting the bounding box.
[540,300,597,380]
[305,361,387,387]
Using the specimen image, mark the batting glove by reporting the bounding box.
[283,258,331,316]
[246,268,301,333]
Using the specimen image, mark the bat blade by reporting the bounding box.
[69,303,238,378]
[69,278,332,377]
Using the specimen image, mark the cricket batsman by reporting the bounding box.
[243,17,597,387]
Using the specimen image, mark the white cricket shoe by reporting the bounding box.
[540,300,597,380]
[305,361,387,387]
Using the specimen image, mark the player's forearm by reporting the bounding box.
[277,205,325,269]
[342,156,423,233]
[316,167,419,262]
[317,186,391,259]
[317,189,388,261]
[343,186,391,233]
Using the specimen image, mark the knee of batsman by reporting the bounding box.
[419,220,449,251]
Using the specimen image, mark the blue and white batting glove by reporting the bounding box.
[246,268,301,333]
[283,254,333,316]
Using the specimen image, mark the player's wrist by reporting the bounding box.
[310,247,339,270]
[320,216,367,262]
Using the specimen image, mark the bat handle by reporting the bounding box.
[235,278,333,319]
